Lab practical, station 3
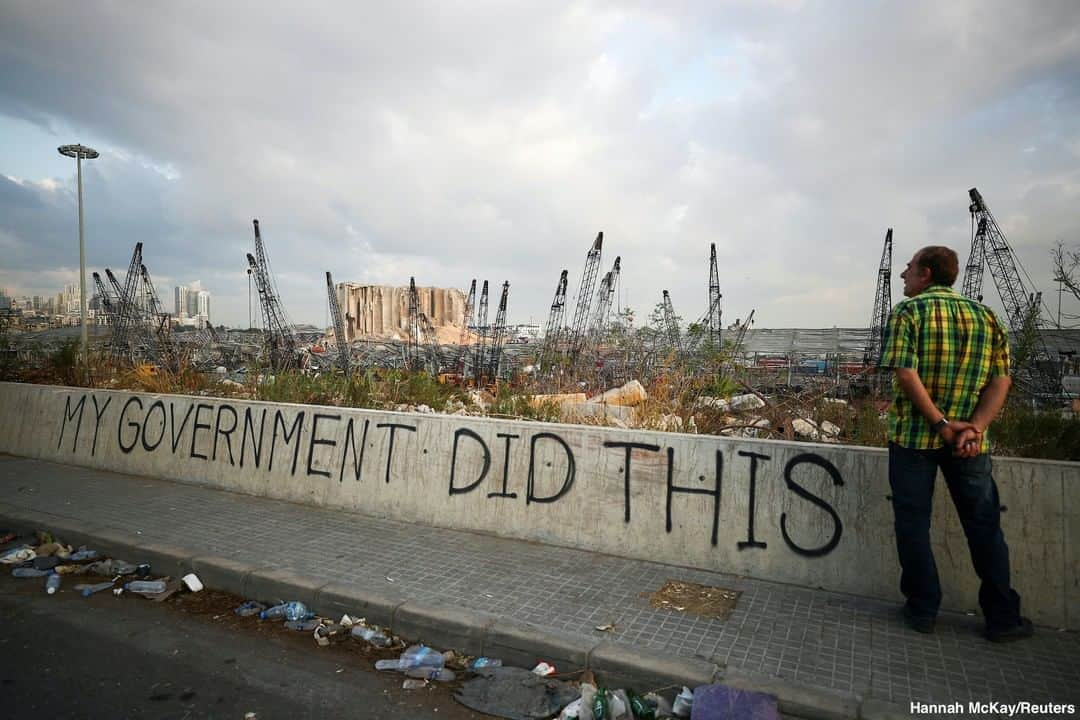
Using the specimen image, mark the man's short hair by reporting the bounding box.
[916,246,959,286]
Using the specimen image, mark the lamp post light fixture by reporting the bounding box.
[57,143,100,361]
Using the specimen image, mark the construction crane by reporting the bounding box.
[139,263,177,370]
[962,188,1058,395]
[707,244,722,350]
[539,270,568,372]
[91,272,117,326]
[456,279,477,374]
[247,219,297,372]
[418,313,442,374]
[326,271,350,374]
[487,281,510,379]
[731,309,755,362]
[108,243,145,362]
[661,290,682,355]
[865,228,893,367]
[568,232,603,359]
[473,281,490,384]
[406,277,422,371]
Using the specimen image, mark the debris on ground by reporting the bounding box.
[646,580,741,621]
[455,666,580,720]
[2,528,779,719]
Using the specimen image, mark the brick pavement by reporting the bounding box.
[1,454,1077,715]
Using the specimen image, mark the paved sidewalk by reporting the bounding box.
[2,454,1077,718]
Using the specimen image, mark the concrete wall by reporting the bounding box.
[1,381,1076,629]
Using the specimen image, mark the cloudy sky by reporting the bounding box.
[2,1,1078,329]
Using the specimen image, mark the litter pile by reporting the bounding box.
[2,530,204,601]
[2,528,780,719]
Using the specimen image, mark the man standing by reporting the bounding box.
[879,245,1032,642]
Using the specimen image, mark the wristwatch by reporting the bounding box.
[930,417,949,434]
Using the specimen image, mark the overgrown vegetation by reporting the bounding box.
[2,349,1075,460]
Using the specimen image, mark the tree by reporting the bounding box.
[1052,241,1080,302]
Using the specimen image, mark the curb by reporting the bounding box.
[1,510,910,720]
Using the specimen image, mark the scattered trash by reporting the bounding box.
[33,556,61,571]
[234,601,266,617]
[592,686,610,720]
[34,542,71,558]
[314,625,332,647]
[402,678,428,690]
[376,644,445,672]
[627,689,656,719]
[69,548,100,562]
[0,546,35,564]
[52,564,84,575]
[339,614,355,628]
[259,601,313,621]
[284,618,321,632]
[469,657,503,670]
[531,662,557,676]
[644,691,673,717]
[113,588,124,596]
[672,686,694,718]
[12,567,51,578]
[689,684,780,720]
[181,573,204,592]
[558,697,582,720]
[76,581,115,597]
[45,573,62,595]
[351,624,392,647]
[594,622,617,633]
[454,666,579,720]
[385,575,395,583]
[405,667,456,682]
[124,579,168,595]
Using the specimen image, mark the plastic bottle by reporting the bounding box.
[374,659,402,671]
[404,667,456,682]
[259,601,312,621]
[69,549,100,562]
[397,645,444,670]
[350,625,392,647]
[12,567,51,578]
[468,657,503,670]
[671,686,694,718]
[283,618,321,632]
[402,679,428,690]
[79,581,115,597]
[45,573,62,594]
[124,580,167,594]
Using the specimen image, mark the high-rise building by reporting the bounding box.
[174,286,190,319]
[174,282,210,327]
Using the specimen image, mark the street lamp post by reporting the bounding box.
[58,144,99,361]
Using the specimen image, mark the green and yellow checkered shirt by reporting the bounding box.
[878,285,1010,450]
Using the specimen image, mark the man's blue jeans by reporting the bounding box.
[888,442,1021,630]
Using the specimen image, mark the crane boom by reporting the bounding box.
[326,271,350,374]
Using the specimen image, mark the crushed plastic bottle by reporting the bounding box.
[69,548,100,562]
[672,686,694,718]
[259,601,313,621]
[397,645,444,670]
[234,600,266,617]
[468,657,503,670]
[402,679,428,690]
[374,659,402,671]
[77,581,116,597]
[12,567,51,578]
[124,580,167,594]
[404,667,456,682]
[284,618,321,632]
[350,625,392,647]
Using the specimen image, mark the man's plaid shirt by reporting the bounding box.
[878,285,1010,450]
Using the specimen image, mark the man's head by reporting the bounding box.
[901,246,959,297]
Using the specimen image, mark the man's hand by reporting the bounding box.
[940,421,981,457]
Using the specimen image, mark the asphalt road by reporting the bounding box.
[0,571,486,720]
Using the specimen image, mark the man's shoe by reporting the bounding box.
[902,605,936,634]
[986,617,1034,643]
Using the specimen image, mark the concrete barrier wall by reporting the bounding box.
[1,381,1076,629]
